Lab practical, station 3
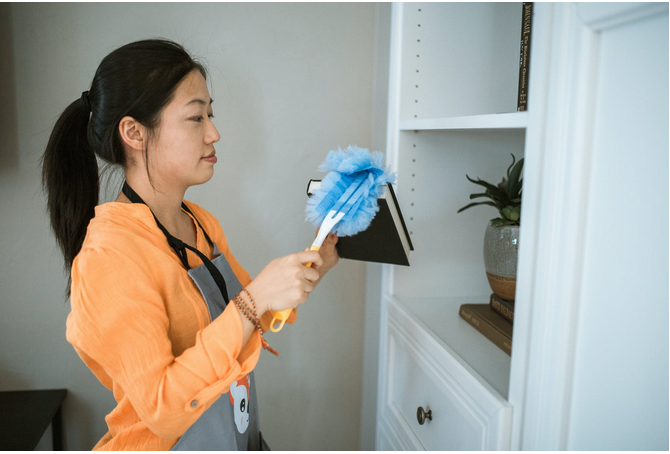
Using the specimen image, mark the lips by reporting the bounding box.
[203,151,216,159]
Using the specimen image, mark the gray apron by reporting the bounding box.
[121,182,270,451]
[172,243,268,451]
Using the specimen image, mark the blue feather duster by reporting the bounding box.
[305,145,396,237]
[272,145,396,333]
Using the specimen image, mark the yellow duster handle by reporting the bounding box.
[270,244,321,332]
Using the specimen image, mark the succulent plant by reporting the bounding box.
[457,154,524,227]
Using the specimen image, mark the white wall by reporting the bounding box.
[0,3,379,450]
[567,9,669,450]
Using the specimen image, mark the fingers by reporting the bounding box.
[303,266,319,283]
[301,280,315,295]
[298,249,322,266]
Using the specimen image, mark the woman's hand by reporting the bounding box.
[245,249,323,316]
[311,228,340,278]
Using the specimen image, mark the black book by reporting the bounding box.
[517,2,533,111]
[306,180,413,266]
[489,293,515,324]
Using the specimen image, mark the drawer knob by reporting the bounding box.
[416,406,432,425]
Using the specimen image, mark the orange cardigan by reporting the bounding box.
[66,200,296,450]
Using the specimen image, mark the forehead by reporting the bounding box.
[173,71,212,108]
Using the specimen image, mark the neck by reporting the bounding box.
[123,172,187,232]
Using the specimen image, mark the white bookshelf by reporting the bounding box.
[386,0,526,395]
[374,2,669,451]
[399,112,529,131]
[376,2,527,450]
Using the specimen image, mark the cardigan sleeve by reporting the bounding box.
[189,202,300,329]
[66,244,262,440]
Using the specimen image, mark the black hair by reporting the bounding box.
[41,38,209,297]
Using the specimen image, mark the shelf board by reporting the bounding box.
[387,294,511,401]
[399,112,528,131]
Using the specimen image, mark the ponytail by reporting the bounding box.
[41,96,99,297]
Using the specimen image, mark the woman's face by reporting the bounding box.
[149,70,220,190]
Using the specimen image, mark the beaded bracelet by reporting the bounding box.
[241,288,261,327]
[234,294,256,326]
[234,289,279,356]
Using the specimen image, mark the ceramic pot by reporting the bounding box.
[483,223,519,301]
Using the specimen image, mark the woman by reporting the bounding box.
[41,38,339,450]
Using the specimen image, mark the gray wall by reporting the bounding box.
[0,3,382,450]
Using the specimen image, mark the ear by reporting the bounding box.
[118,116,148,165]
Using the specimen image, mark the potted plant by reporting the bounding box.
[457,154,523,301]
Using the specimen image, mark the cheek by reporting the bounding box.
[152,140,199,174]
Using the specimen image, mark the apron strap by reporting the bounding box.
[181,203,215,249]
[121,181,230,303]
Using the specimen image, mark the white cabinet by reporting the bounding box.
[375,2,526,450]
[373,1,668,451]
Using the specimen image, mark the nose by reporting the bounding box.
[206,117,220,144]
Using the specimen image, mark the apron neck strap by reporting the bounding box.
[121,181,230,302]
[121,181,215,249]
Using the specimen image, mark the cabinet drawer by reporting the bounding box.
[378,297,512,450]
[387,321,485,450]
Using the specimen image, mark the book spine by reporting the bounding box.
[517,2,533,111]
[459,305,512,355]
[490,294,515,323]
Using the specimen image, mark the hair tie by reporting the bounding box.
[80,90,91,112]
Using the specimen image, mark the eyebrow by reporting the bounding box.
[184,98,213,107]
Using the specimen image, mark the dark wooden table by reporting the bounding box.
[0,389,67,451]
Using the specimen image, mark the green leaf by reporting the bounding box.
[498,178,508,191]
[509,210,520,221]
[457,201,497,213]
[486,188,510,207]
[506,154,517,179]
[465,174,500,193]
[469,192,490,200]
[491,217,520,227]
[507,158,524,198]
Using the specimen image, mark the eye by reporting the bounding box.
[194,114,215,122]
[240,398,246,413]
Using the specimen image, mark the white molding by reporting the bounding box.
[575,1,669,31]
[398,112,529,131]
[375,4,403,448]
[386,2,403,184]
[509,2,601,450]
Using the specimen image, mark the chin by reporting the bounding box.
[191,169,215,186]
